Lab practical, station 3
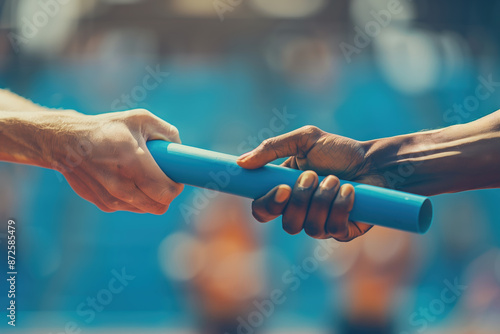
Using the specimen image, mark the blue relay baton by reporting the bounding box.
[147,140,433,234]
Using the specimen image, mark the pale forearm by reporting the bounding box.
[0,90,81,167]
[363,110,500,195]
[0,106,184,213]
[0,110,65,168]
[0,89,49,111]
[0,87,184,214]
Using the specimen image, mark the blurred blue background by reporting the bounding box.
[1,0,500,333]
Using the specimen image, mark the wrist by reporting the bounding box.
[40,110,88,172]
[362,120,500,195]
[0,110,84,170]
[361,129,445,195]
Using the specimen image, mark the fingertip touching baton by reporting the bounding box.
[147,140,433,234]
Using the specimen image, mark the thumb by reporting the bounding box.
[144,117,181,144]
[237,126,323,169]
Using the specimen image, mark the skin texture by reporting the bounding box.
[238,110,500,242]
[3,90,500,234]
[0,90,183,214]
[237,126,380,241]
[50,110,184,214]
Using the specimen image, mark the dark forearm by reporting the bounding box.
[363,110,500,196]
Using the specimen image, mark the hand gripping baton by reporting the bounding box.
[147,140,433,234]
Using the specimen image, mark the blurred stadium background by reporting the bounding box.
[1,0,500,333]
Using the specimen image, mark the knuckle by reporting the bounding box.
[126,108,153,121]
[252,204,268,223]
[174,183,184,195]
[327,220,347,237]
[152,204,169,215]
[169,125,180,137]
[260,138,275,150]
[304,223,322,238]
[133,108,151,117]
[105,198,123,211]
[332,229,350,240]
[284,227,301,235]
[282,221,302,235]
[251,201,269,223]
[301,125,321,136]
[252,211,267,223]
[96,203,113,213]
[157,186,178,204]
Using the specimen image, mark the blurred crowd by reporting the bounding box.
[1,0,500,333]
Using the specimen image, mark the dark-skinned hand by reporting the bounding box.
[237,126,386,242]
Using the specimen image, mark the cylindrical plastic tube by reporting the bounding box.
[147,140,433,234]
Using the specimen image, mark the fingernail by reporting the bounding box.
[238,151,252,161]
[321,176,338,190]
[340,185,353,197]
[298,172,315,188]
[274,186,290,203]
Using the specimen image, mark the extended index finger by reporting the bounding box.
[237,126,324,169]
